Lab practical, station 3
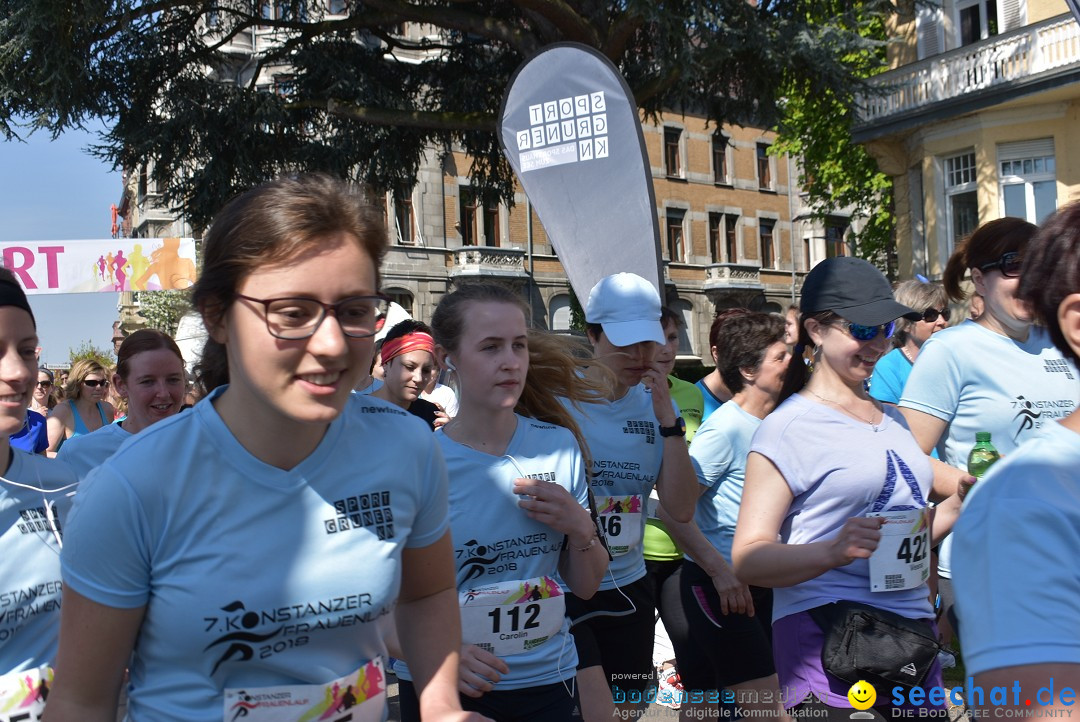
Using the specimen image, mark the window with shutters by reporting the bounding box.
[998,139,1057,225]
[955,0,1025,47]
[916,2,944,59]
[957,0,997,45]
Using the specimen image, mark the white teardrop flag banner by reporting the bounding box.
[498,43,662,301]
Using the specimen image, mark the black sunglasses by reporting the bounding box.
[83,379,109,388]
[978,251,1022,278]
[35,380,52,388]
[921,307,951,324]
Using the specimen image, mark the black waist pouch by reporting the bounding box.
[809,601,940,692]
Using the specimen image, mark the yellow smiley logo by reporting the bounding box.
[848,680,877,710]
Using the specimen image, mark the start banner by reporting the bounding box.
[0,238,197,294]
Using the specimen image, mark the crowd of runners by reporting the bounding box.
[1,173,1077,722]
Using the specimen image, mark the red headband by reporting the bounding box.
[381,331,435,365]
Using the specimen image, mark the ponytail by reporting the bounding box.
[942,241,971,302]
[194,337,230,393]
[516,329,613,477]
[777,311,837,405]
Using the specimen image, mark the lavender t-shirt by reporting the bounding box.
[750,394,935,622]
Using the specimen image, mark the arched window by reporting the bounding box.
[673,299,694,355]
[385,289,414,318]
[550,294,572,332]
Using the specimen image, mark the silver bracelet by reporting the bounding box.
[572,534,599,552]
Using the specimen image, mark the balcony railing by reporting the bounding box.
[450,247,527,279]
[703,263,763,291]
[856,14,1080,131]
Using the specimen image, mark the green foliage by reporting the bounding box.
[68,340,115,368]
[0,1,890,231]
[568,286,586,333]
[135,290,191,337]
[771,0,898,275]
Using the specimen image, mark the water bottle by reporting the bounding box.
[967,431,1001,478]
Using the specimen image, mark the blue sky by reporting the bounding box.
[0,123,124,366]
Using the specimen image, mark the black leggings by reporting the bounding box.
[644,558,690,665]
[397,679,581,722]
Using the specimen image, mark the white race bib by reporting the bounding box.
[596,495,644,556]
[868,509,930,592]
[460,576,565,657]
[0,666,51,722]
[222,659,385,722]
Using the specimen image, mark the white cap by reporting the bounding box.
[585,273,665,347]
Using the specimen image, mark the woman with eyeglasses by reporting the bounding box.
[46,175,485,722]
[732,257,966,719]
[868,280,950,406]
[45,359,116,455]
[898,217,1080,643]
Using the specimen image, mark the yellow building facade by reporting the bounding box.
[855,0,1080,279]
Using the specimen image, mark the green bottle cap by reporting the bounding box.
[975,431,992,443]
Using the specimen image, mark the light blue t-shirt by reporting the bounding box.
[750,394,935,622]
[354,378,383,396]
[56,422,131,478]
[900,321,1079,577]
[397,415,587,690]
[61,387,449,722]
[0,450,78,674]
[687,400,760,565]
[868,347,911,405]
[952,420,1080,675]
[562,385,672,589]
[695,378,725,422]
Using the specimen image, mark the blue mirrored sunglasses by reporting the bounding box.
[846,320,896,341]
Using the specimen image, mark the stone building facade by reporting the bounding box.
[117,11,854,367]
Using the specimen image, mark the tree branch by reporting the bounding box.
[632,66,682,106]
[509,0,602,47]
[320,99,496,132]
[602,11,644,61]
[361,0,539,56]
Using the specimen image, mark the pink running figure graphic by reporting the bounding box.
[112,250,128,291]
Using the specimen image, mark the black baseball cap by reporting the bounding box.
[800,257,920,326]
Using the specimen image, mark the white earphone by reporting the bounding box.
[444,357,457,372]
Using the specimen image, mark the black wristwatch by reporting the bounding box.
[658,417,686,438]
